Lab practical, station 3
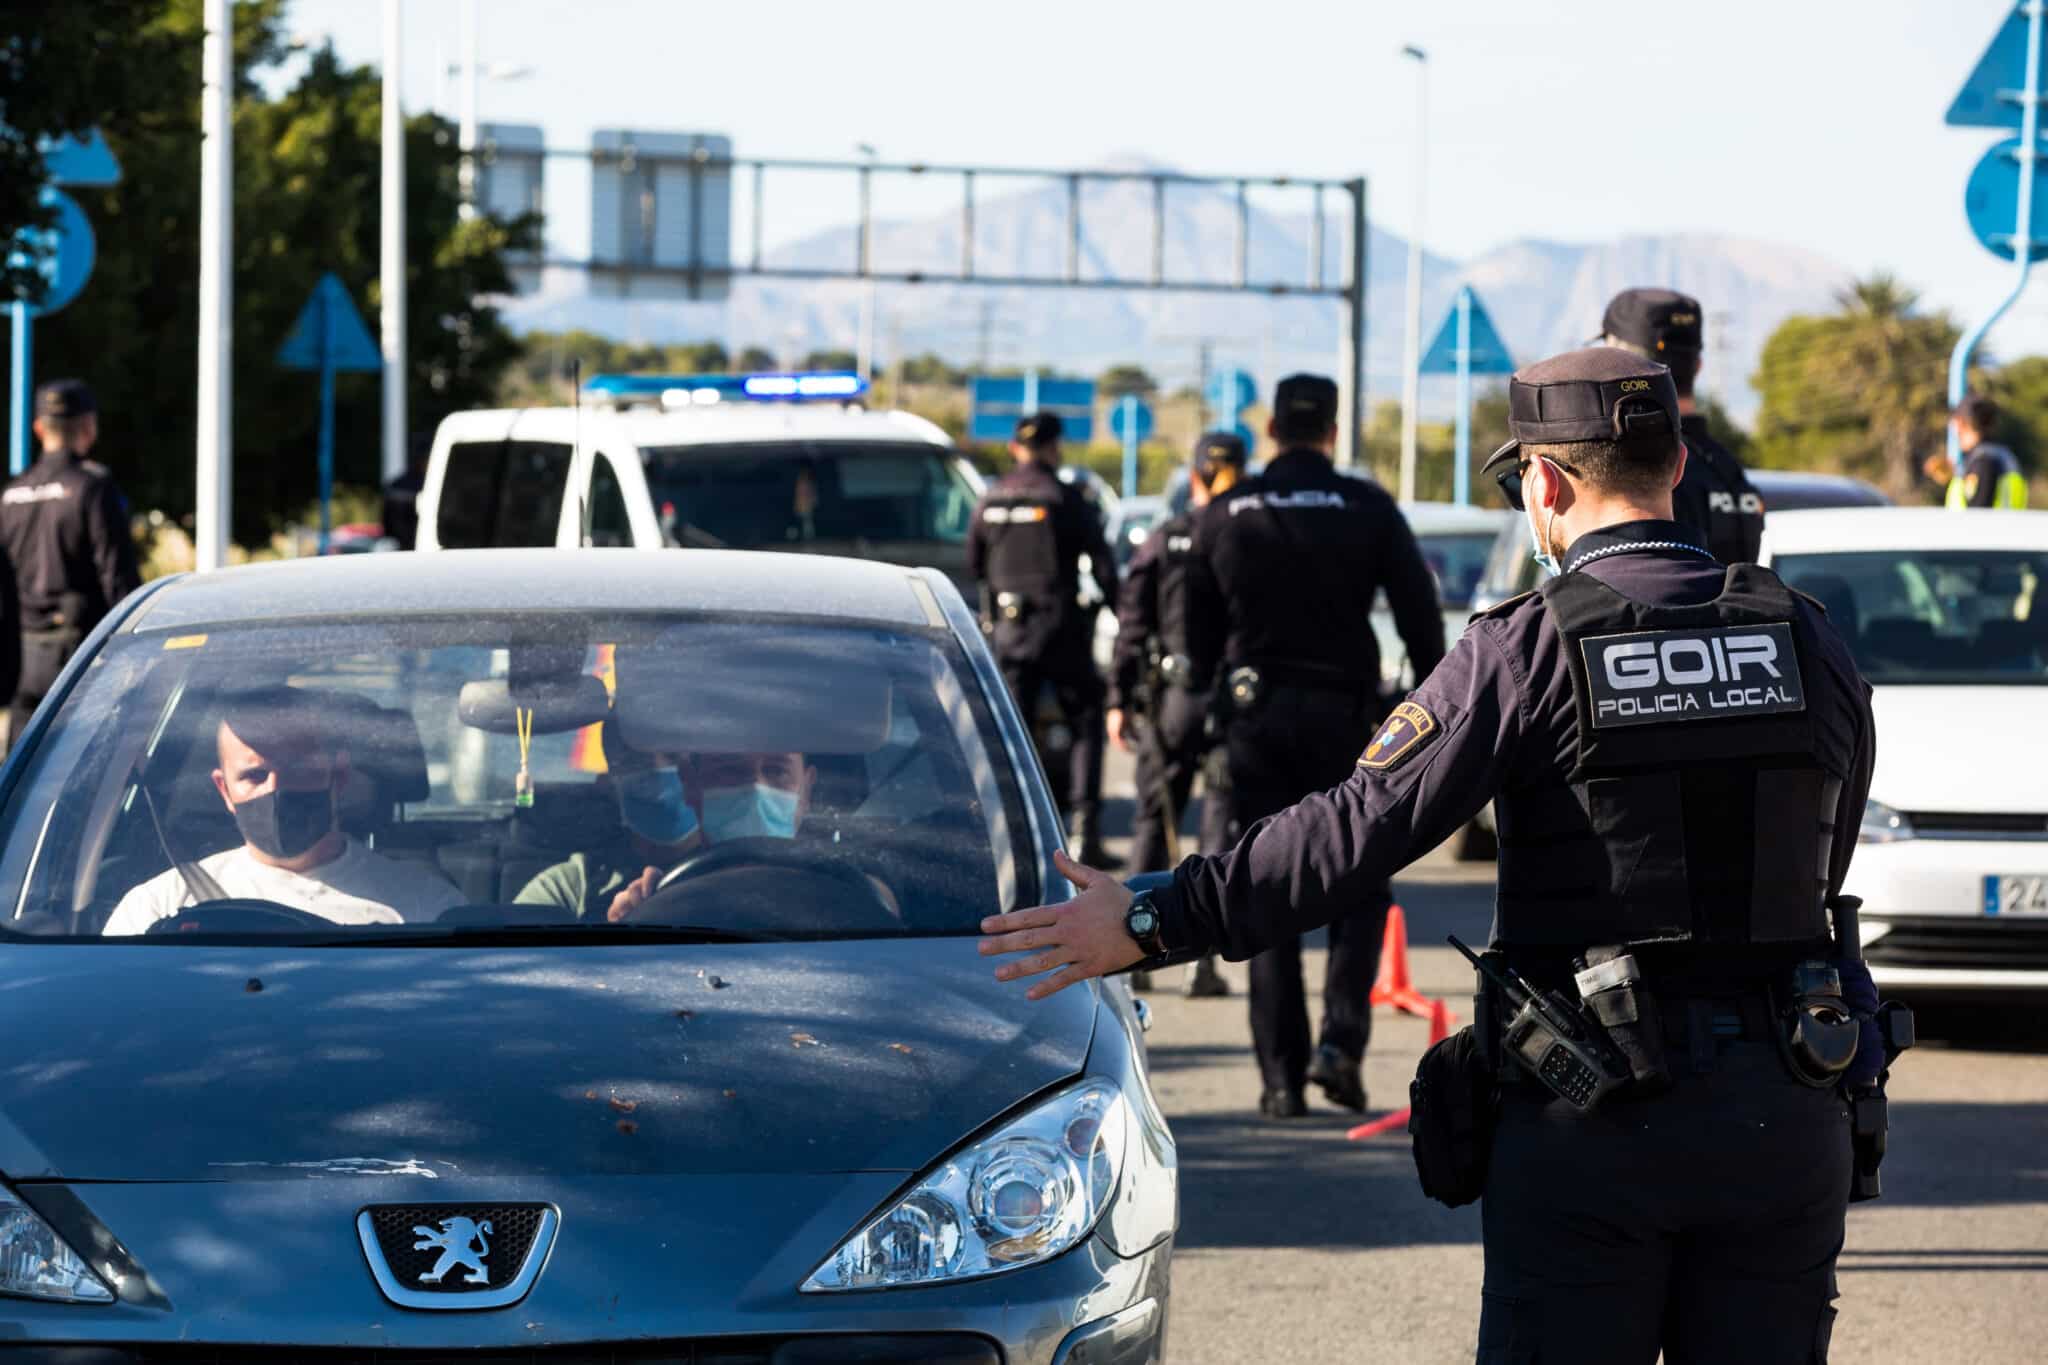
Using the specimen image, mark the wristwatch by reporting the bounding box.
[1124,889,1168,959]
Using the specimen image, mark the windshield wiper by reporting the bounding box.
[338,921,783,947]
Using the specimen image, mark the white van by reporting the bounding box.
[414,373,989,589]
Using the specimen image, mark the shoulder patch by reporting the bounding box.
[1471,590,1537,624]
[1357,700,1440,771]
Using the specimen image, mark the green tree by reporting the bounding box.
[1751,273,1957,501]
[803,349,858,372]
[735,345,776,371]
[0,1,181,303]
[900,352,965,386]
[1098,364,1157,399]
[33,7,535,541]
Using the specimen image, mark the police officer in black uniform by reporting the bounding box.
[982,346,1897,1363]
[1186,374,1446,1117]
[1603,288,1764,563]
[1106,431,1244,997]
[967,412,1121,866]
[1,380,142,747]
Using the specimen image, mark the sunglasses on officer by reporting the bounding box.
[1492,454,1578,513]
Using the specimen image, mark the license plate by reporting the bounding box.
[1985,875,2048,916]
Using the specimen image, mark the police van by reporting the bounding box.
[414,372,988,589]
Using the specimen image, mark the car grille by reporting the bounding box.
[1866,916,2048,972]
[1902,811,2048,839]
[365,1204,548,1296]
[0,1336,1001,1365]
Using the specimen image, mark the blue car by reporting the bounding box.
[0,549,1175,1362]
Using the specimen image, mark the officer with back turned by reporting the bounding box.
[1105,431,1245,998]
[967,411,1121,866]
[1602,288,1765,563]
[0,380,141,747]
[981,346,1909,1363]
[1184,374,1446,1118]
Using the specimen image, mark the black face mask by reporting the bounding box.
[232,786,335,860]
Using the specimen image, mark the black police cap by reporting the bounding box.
[1014,411,1063,446]
[1272,373,1338,427]
[1480,347,1680,476]
[34,379,97,419]
[1193,430,1248,473]
[1602,288,1704,359]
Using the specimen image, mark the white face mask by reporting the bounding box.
[1526,460,1562,577]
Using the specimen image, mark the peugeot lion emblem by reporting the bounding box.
[357,1204,559,1310]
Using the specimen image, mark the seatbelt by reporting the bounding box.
[136,777,231,906]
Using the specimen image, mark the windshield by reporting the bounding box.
[1774,550,2048,686]
[0,615,1032,943]
[643,442,979,550]
[1418,530,1500,607]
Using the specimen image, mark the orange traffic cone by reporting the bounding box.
[1346,997,1457,1141]
[1368,905,1437,1018]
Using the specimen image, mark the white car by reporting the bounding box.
[414,372,988,593]
[1761,508,2048,1001]
[1372,500,1514,688]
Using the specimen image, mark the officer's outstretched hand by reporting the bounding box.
[980,850,1141,1000]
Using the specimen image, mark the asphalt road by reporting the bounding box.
[1095,753,2048,1364]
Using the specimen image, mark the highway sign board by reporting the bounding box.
[968,374,1096,443]
[1965,136,2048,260]
[1949,5,2036,128]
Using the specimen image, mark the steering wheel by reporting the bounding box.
[143,899,343,935]
[630,837,899,930]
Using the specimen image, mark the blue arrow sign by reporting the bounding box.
[1950,5,2036,128]
[278,274,382,372]
[42,130,123,187]
[1204,369,1256,419]
[1965,136,2048,261]
[1420,289,1514,375]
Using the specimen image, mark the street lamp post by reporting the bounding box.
[381,0,406,487]
[1398,43,1427,504]
[856,143,878,386]
[195,0,233,572]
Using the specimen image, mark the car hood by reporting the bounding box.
[1868,685,2048,813]
[0,938,1095,1183]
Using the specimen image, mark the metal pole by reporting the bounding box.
[1399,45,1428,502]
[457,0,478,217]
[195,0,233,572]
[1024,371,1039,420]
[1235,181,1249,287]
[1454,286,1472,506]
[380,0,407,487]
[962,170,975,279]
[1948,0,2046,474]
[1151,178,1165,285]
[1121,394,1139,498]
[1066,174,1081,283]
[1310,184,1325,291]
[8,303,29,477]
[318,293,335,556]
[1337,178,1367,469]
[857,159,874,383]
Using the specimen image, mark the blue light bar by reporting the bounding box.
[583,371,869,403]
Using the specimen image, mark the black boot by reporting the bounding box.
[1305,1043,1366,1113]
[1258,1087,1308,1119]
[1069,804,1124,870]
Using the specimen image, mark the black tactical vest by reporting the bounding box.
[979,487,1064,609]
[1493,564,1846,952]
[1153,516,1198,669]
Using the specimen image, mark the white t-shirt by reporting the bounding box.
[103,838,464,936]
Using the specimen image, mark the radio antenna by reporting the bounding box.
[571,356,592,548]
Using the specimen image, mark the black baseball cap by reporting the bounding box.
[1272,373,1338,428]
[1479,347,1681,480]
[1014,411,1063,446]
[1193,430,1248,474]
[1601,288,1703,361]
[34,379,97,419]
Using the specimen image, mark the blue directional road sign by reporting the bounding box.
[9,188,95,319]
[280,274,383,553]
[42,130,123,188]
[968,374,1095,444]
[1420,289,1514,375]
[1107,397,1154,442]
[1204,368,1257,419]
[1965,137,2048,261]
[1948,5,2036,128]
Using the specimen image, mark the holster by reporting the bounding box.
[1407,1025,1498,1208]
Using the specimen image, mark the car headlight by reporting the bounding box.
[1859,800,1915,844]
[802,1079,1128,1292]
[0,1186,113,1303]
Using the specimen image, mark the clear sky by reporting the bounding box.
[279,0,2048,351]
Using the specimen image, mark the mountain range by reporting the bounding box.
[502,164,1852,423]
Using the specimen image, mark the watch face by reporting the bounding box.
[1129,908,1158,936]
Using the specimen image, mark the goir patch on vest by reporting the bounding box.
[1580,623,1805,730]
[1359,700,1439,770]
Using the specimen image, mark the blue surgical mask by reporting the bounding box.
[617,768,697,846]
[1526,465,1562,577]
[700,782,801,841]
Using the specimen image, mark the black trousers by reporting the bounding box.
[1222,684,1391,1091]
[1478,1039,1851,1364]
[7,626,82,754]
[1129,688,1227,872]
[998,633,1105,816]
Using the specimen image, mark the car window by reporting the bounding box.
[642,442,972,549]
[0,615,1032,942]
[588,454,633,547]
[1417,530,1500,608]
[436,440,572,548]
[1775,550,2048,685]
